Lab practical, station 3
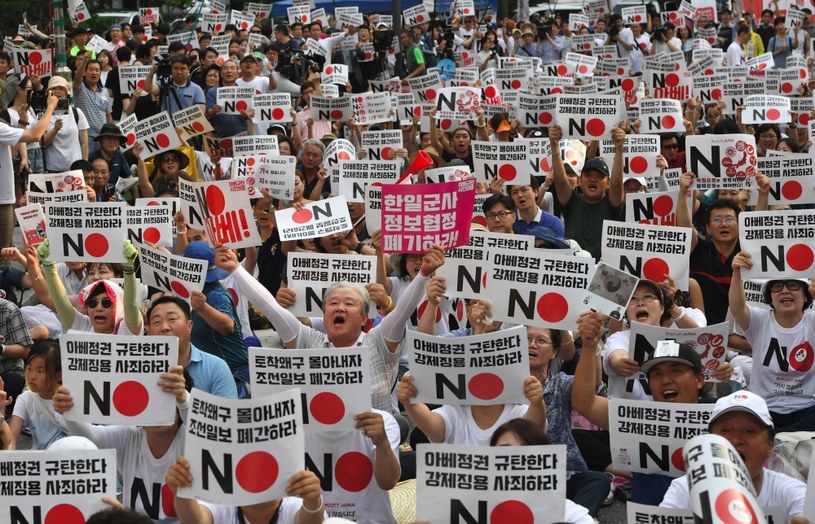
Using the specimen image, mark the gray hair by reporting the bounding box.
[302,138,326,155]
[323,282,371,315]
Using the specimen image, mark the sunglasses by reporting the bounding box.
[87,297,113,309]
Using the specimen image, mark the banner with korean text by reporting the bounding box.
[286,252,377,316]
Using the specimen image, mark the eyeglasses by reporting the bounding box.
[528,337,553,347]
[87,297,113,309]
[161,156,181,163]
[710,216,736,225]
[662,143,679,150]
[485,210,513,220]
[630,293,659,303]
[770,281,804,293]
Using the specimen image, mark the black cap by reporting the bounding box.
[581,158,610,177]
[641,342,703,375]
[71,159,95,172]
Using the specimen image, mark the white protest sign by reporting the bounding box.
[647,69,693,101]
[232,155,296,199]
[125,205,173,247]
[639,99,685,133]
[381,178,476,253]
[722,79,766,115]
[321,63,348,85]
[488,247,593,329]
[424,166,472,184]
[739,209,815,279]
[0,450,116,522]
[12,48,52,77]
[417,444,567,523]
[15,203,47,246]
[202,13,228,35]
[28,171,85,194]
[361,129,403,161]
[435,87,481,123]
[26,189,87,205]
[403,4,430,25]
[287,5,310,25]
[179,388,304,505]
[250,346,371,431]
[167,31,200,53]
[517,93,557,129]
[252,93,293,123]
[601,220,691,290]
[310,95,352,122]
[599,134,660,177]
[139,6,159,25]
[217,86,255,115]
[582,262,639,320]
[69,1,91,23]
[626,190,681,226]
[137,243,207,299]
[628,502,781,524]
[173,104,213,139]
[133,111,182,158]
[337,160,400,203]
[630,322,730,382]
[692,73,728,106]
[364,186,382,233]
[233,135,279,156]
[287,252,377,316]
[686,134,757,190]
[60,332,179,425]
[751,154,815,206]
[407,326,529,405]
[610,399,713,475]
[685,434,766,523]
[184,179,261,249]
[118,112,139,152]
[275,195,353,241]
[44,202,127,262]
[351,92,392,125]
[230,9,254,31]
[556,94,624,140]
[471,140,530,184]
[246,2,272,20]
[622,5,648,24]
[742,95,792,125]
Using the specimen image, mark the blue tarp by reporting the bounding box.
[269,0,497,19]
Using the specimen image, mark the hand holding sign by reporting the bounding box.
[354,411,388,447]
[420,244,446,277]
[215,244,240,273]
[158,365,187,403]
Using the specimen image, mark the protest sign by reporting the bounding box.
[625,190,680,226]
[638,99,685,133]
[133,111,181,158]
[173,104,213,139]
[125,205,173,247]
[601,221,691,290]
[407,71,442,103]
[183,179,261,248]
[488,247,593,329]
[517,93,557,129]
[202,13,228,35]
[252,93,294,123]
[364,186,382,233]
[233,135,279,156]
[310,95,352,122]
[424,166,472,184]
[750,154,815,206]
[217,86,255,115]
[471,140,530,184]
[351,92,392,125]
[137,243,207,299]
[582,263,639,320]
[118,65,152,96]
[337,160,400,202]
[321,64,348,85]
[435,87,481,123]
[686,134,757,190]
[565,52,598,77]
[407,326,529,405]
[286,252,377,316]
[275,195,353,241]
[403,4,430,25]
[599,134,660,177]
[12,47,52,77]
[722,80,767,115]
[287,5,310,25]
[28,171,85,194]
[629,322,730,382]
[647,70,693,100]
[381,178,476,253]
[179,388,303,505]
[0,450,116,522]
[685,433,766,523]
[44,202,127,262]
[361,129,403,161]
[15,203,46,246]
[556,94,624,140]
[60,332,179,425]
[627,502,781,524]
[232,155,296,199]
[69,1,91,23]
[739,209,815,279]
[610,399,713,475]
[416,444,567,523]
[26,189,87,205]
[742,95,792,125]
[249,346,371,431]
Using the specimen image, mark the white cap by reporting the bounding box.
[709,391,773,430]
[47,436,98,451]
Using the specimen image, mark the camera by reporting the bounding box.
[28,89,69,114]
[652,27,666,41]
[155,56,172,80]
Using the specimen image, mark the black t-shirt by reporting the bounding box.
[689,237,739,325]
[257,228,286,297]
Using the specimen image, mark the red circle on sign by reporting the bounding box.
[272,108,285,120]
[206,185,226,215]
[635,14,642,21]
[539,112,552,125]
[236,101,248,112]
[536,293,568,323]
[490,500,534,524]
[143,227,161,244]
[45,504,84,524]
[485,86,497,98]
[170,280,190,298]
[671,448,686,471]
[653,195,673,216]
[126,133,136,146]
[557,64,568,76]
[146,8,153,14]
[578,64,588,74]
[583,43,591,49]
[766,108,781,121]
[236,451,278,493]
[643,258,670,282]
[711,88,722,100]
[782,180,803,200]
[417,14,424,21]
[161,484,177,517]
[801,68,809,79]
[381,146,393,160]
[326,109,342,120]
[551,87,563,94]
[336,452,374,492]
[113,381,149,416]
[246,158,256,167]
[586,118,605,136]
[789,342,814,372]
[426,88,437,100]
[665,73,680,87]
[464,7,471,13]
[662,115,676,129]
[292,208,313,223]
[440,119,453,130]
[715,488,759,524]
[511,79,522,89]
[192,121,205,132]
[413,107,422,117]
[540,158,550,172]
[77,12,85,20]
[498,164,517,181]
[786,244,814,271]
[621,78,635,91]
[156,133,170,148]
[782,82,793,93]
[147,201,159,206]
[310,392,345,424]
[629,156,648,174]
[468,373,504,400]
[338,151,352,160]
[85,233,109,258]
[325,66,334,75]
[215,24,223,32]
[417,299,443,323]
[29,52,42,65]
[617,67,626,75]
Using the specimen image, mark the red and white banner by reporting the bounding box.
[739,209,815,279]
[133,111,182,158]
[44,202,127,263]
[275,195,353,242]
[137,243,207,299]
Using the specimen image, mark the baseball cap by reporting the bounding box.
[184,241,229,283]
[633,279,664,303]
[709,391,774,430]
[526,226,570,249]
[581,158,610,177]
[640,341,703,375]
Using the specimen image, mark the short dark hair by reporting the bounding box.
[705,198,741,224]
[115,46,132,62]
[87,508,153,524]
[168,41,187,54]
[762,8,774,16]
[737,25,751,36]
[489,418,552,446]
[482,193,515,214]
[169,55,190,68]
[146,295,192,321]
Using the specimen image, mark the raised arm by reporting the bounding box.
[122,241,143,334]
[729,251,752,333]
[676,171,699,252]
[37,240,77,330]
[397,373,446,442]
[549,125,573,207]
[608,126,625,209]
[572,311,610,429]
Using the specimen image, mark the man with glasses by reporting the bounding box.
[482,194,517,235]
[659,133,685,171]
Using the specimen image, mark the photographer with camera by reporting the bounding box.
[144,55,206,115]
[650,22,681,55]
[42,77,89,173]
[270,23,303,96]
[478,34,500,71]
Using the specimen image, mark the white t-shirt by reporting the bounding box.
[221,273,254,341]
[624,32,650,73]
[304,409,399,524]
[660,468,806,518]
[7,107,40,151]
[435,404,529,446]
[201,498,304,523]
[0,122,24,204]
[743,307,815,413]
[12,391,69,450]
[21,304,64,339]
[57,263,88,295]
[603,330,651,401]
[44,107,90,172]
[727,40,746,66]
[237,76,271,136]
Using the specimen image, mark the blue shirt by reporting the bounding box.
[206,86,247,138]
[187,344,238,398]
[514,208,565,238]
[160,79,205,114]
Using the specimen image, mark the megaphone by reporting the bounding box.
[115,175,140,199]
[396,151,434,184]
